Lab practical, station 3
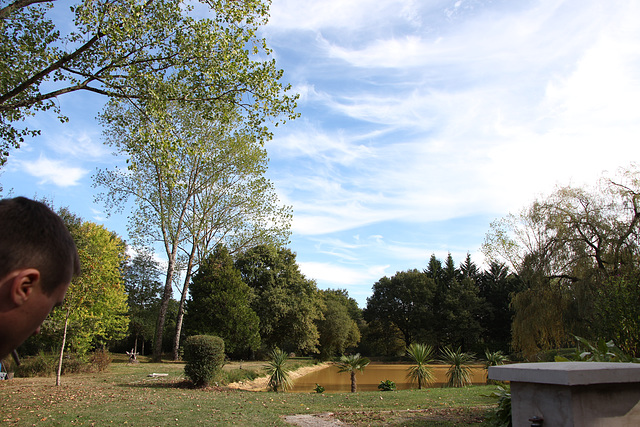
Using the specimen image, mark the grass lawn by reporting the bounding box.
[0,355,499,426]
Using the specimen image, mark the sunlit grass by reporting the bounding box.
[0,357,497,426]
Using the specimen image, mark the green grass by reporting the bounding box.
[0,357,498,426]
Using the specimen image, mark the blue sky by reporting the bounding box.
[3,0,640,307]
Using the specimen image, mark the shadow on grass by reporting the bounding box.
[118,378,233,392]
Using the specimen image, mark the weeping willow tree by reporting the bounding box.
[484,164,640,358]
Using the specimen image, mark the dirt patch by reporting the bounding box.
[283,413,347,426]
[228,363,331,391]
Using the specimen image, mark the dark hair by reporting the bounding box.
[0,197,80,294]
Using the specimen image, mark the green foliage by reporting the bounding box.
[484,350,508,385]
[265,348,292,392]
[377,379,396,391]
[15,352,56,377]
[316,289,361,360]
[426,254,484,349]
[364,256,484,353]
[0,0,298,165]
[183,335,225,388]
[406,343,435,389]
[484,385,512,427]
[95,103,292,360]
[441,346,475,388]
[185,245,260,357]
[123,249,163,354]
[478,262,525,352]
[337,353,370,393]
[364,269,435,347]
[484,350,509,368]
[555,336,640,363]
[484,165,640,358]
[236,245,321,354]
[592,276,640,356]
[223,368,260,385]
[30,210,129,356]
[314,383,325,393]
[89,348,113,372]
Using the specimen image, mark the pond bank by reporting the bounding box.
[228,362,331,391]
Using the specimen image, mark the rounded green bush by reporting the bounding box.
[183,335,225,387]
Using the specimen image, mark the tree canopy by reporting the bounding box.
[0,0,298,165]
[185,245,261,358]
[483,165,640,357]
[235,244,322,354]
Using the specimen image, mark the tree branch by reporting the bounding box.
[0,31,103,106]
[0,0,51,20]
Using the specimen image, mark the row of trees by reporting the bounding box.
[122,243,361,360]
[362,254,523,356]
[364,165,640,360]
[23,165,640,364]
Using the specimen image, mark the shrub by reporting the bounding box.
[314,383,325,393]
[61,353,87,374]
[378,379,396,391]
[183,335,225,387]
[484,385,512,427]
[224,368,260,384]
[15,352,55,377]
[89,348,113,372]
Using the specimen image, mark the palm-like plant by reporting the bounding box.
[484,349,508,384]
[336,353,370,393]
[265,348,292,392]
[406,343,435,389]
[441,346,475,387]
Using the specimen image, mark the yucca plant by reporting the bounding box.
[441,346,475,387]
[265,348,292,392]
[336,353,370,393]
[484,349,509,384]
[406,343,435,389]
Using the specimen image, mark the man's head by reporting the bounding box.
[0,197,80,359]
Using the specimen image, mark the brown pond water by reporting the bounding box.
[290,363,487,393]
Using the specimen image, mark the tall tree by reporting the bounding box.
[95,104,292,361]
[316,289,361,360]
[184,245,260,358]
[235,245,322,354]
[483,165,640,357]
[364,269,436,347]
[0,0,298,165]
[46,211,129,356]
[477,261,524,352]
[123,248,163,355]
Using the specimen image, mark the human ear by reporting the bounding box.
[11,269,41,306]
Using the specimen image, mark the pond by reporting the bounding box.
[290,363,487,393]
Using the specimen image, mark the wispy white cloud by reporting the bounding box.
[21,156,88,187]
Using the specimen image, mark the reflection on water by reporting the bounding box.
[290,363,487,393]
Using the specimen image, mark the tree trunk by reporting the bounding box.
[172,263,194,361]
[153,256,176,361]
[56,309,70,386]
[351,371,356,393]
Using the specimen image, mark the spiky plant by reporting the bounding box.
[484,349,509,384]
[336,353,370,393]
[406,343,435,389]
[265,348,292,392]
[441,346,475,387]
